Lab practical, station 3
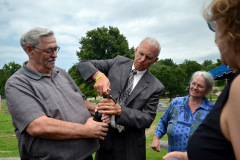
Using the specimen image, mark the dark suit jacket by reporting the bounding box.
[78,55,164,160]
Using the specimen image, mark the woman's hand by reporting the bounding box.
[163,151,188,160]
[151,136,161,152]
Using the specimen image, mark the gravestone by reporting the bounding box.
[159,140,168,149]
[157,101,168,112]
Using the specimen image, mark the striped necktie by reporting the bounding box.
[118,69,137,107]
[110,69,137,132]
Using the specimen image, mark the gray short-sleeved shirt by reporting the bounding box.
[5,62,99,160]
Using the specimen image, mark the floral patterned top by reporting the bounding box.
[154,95,214,152]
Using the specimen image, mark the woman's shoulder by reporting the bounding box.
[231,74,240,89]
[173,95,188,101]
[222,74,240,145]
[229,74,240,102]
[203,97,215,106]
[171,95,188,106]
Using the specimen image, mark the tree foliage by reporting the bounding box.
[216,59,222,66]
[158,58,177,67]
[77,26,135,60]
[68,63,98,99]
[150,62,187,101]
[68,63,85,86]
[0,62,21,97]
[179,60,203,85]
[202,60,213,67]
[204,63,217,72]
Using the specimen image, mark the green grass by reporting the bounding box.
[205,93,219,101]
[146,132,168,159]
[0,100,20,157]
[146,112,168,159]
[218,85,225,90]
[0,100,168,159]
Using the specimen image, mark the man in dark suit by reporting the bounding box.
[77,37,165,160]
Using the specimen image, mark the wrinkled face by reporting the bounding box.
[189,75,210,99]
[133,41,159,71]
[32,35,58,73]
[215,24,237,70]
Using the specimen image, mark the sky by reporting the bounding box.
[0,0,219,71]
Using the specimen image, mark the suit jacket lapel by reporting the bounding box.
[125,70,151,106]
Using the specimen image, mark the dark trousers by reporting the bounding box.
[95,128,126,160]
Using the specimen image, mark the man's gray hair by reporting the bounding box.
[190,70,214,91]
[138,37,161,56]
[20,27,54,52]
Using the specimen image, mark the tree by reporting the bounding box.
[202,60,213,67]
[150,61,187,101]
[216,59,222,66]
[158,58,177,67]
[179,60,203,85]
[68,63,85,86]
[77,26,135,60]
[0,62,21,97]
[68,63,98,99]
[204,63,218,72]
[74,26,135,98]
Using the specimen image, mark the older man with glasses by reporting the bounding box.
[5,27,109,160]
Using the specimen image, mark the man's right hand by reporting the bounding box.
[84,117,109,140]
[93,72,111,96]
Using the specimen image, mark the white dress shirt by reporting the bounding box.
[132,65,147,90]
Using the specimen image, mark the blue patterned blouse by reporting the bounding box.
[155,95,214,152]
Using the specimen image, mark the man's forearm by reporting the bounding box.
[84,100,96,116]
[26,116,90,140]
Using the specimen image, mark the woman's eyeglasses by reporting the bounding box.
[207,21,217,32]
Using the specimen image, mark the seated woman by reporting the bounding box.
[152,71,214,152]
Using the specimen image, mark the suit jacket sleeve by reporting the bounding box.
[77,57,118,84]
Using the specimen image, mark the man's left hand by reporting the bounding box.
[96,98,122,116]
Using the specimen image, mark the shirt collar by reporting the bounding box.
[199,96,211,110]
[21,61,59,80]
[132,64,147,75]
[187,95,210,110]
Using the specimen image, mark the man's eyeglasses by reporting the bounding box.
[207,21,217,32]
[32,46,60,55]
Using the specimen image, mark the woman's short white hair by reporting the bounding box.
[190,70,214,91]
